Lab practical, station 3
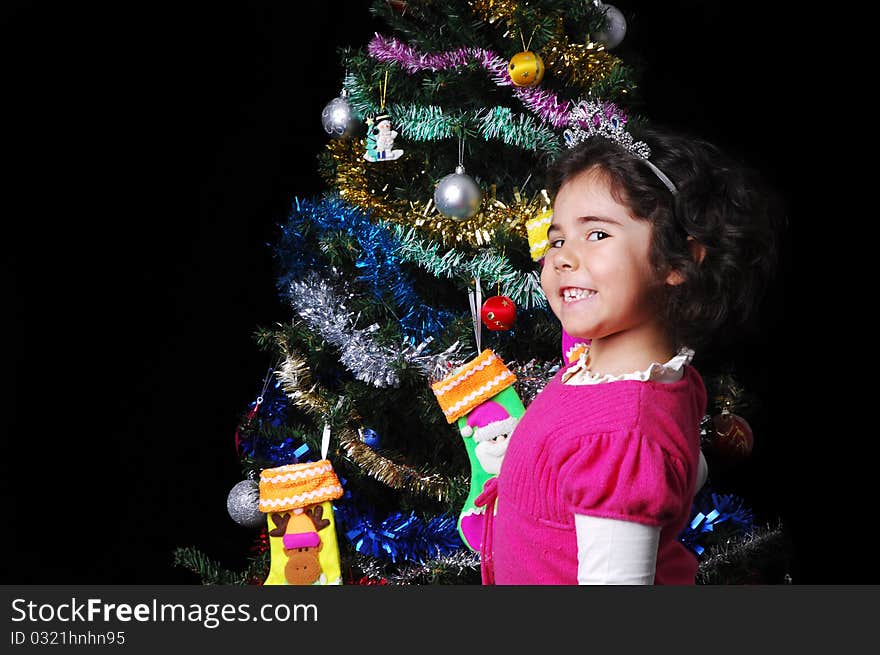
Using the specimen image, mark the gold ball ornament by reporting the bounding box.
[508,50,544,87]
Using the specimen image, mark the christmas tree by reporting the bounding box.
[178,0,791,585]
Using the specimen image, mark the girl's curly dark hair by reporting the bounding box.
[545,125,781,351]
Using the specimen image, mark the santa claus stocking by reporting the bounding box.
[258,459,344,585]
[431,349,525,551]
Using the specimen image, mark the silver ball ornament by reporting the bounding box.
[433,165,482,220]
[226,479,264,528]
[321,94,356,138]
[594,4,627,50]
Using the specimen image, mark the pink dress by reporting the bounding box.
[477,363,706,585]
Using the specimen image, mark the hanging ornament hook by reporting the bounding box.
[522,25,539,52]
[457,128,465,171]
[468,277,483,354]
[256,361,276,407]
[380,69,389,111]
[321,423,331,461]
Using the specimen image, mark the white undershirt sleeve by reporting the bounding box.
[574,514,661,585]
[696,449,708,493]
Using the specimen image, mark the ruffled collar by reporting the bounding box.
[561,347,695,386]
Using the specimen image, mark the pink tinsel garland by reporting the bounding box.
[367,33,576,128]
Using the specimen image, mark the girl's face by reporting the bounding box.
[541,168,667,343]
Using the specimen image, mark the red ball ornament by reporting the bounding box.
[480,295,516,331]
[711,411,754,459]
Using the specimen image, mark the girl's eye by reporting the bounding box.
[587,230,609,241]
[550,238,565,248]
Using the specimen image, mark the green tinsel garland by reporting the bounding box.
[477,106,559,156]
[344,72,560,155]
[390,223,547,309]
[393,104,458,141]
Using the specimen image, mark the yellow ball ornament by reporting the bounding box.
[507,50,544,87]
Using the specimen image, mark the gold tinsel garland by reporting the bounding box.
[470,1,621,92]
[327,138,550,247]
[275,349,331,417]
[275,347,459,502]
[542,19,620,90]
[338,427,461,503]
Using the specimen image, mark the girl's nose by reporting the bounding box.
[553,245,577,272]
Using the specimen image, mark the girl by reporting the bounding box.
[476,116,778,585]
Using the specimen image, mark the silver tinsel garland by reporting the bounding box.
[352,549,481,585]
[695,522,789,585]
[288,272,465,388]
[402,337,466,384]
[509,358,560,405]
[288,272,401,387]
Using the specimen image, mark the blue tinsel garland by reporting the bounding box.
[679,487,755,556]
[334,492,462,564]
[274,195,457,342]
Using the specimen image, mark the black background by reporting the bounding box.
[5,1,822,584]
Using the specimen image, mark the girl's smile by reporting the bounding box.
[560,287,597,303]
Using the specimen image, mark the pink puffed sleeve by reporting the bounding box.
[560,432,689,527]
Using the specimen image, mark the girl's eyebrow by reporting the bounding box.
[548,215,623,235]
[579,215,623,226]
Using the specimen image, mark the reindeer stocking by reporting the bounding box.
[431,349,525,551]
[258,459,344,585]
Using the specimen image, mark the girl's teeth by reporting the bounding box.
[563,288,596,302]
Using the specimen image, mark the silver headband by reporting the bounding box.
[563,100,678,194]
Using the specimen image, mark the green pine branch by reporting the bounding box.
[173,547,251,586]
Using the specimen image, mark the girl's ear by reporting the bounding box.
[666,237,706,286]
[688,236,707,265]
